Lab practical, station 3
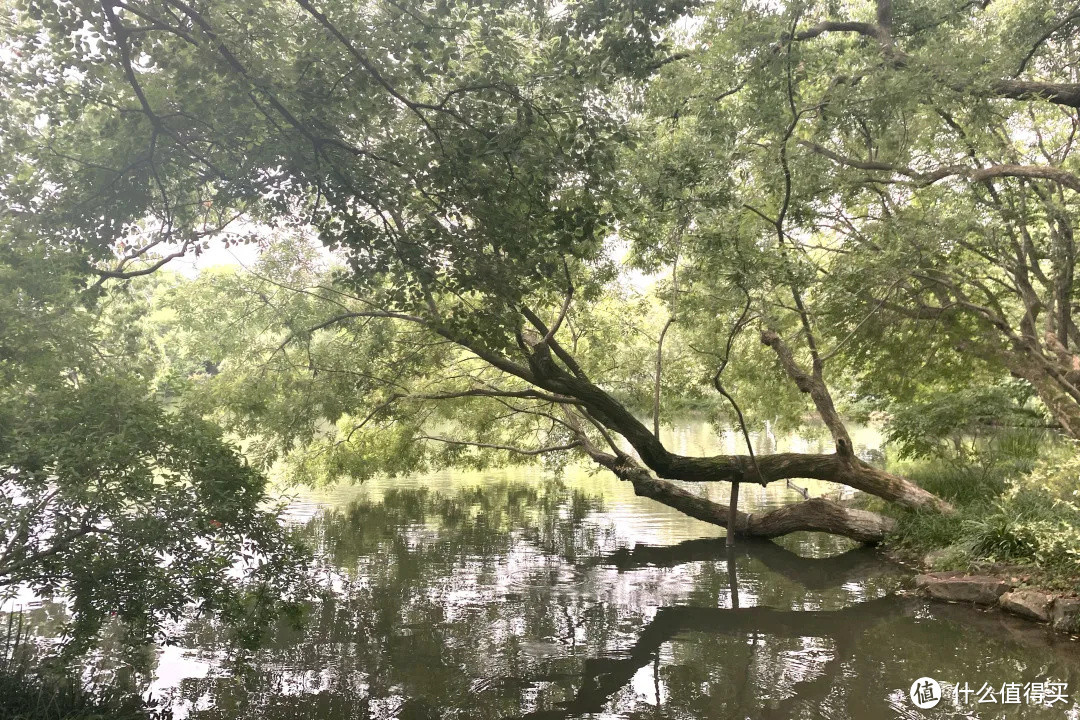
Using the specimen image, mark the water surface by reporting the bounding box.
[15,424,1080,718]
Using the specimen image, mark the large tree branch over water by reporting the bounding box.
[429,317,950,517]
[16,0,975,547]
[258,292,942,543]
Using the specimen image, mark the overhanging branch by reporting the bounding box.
[418,436,580,456]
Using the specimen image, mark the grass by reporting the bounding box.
[879,445,1080,593]
[0,614,168,720]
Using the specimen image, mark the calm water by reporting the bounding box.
[11,424,1080,718]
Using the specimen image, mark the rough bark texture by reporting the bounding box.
[631,472,896,544]
[524,339,951,514]
[588,449,896,544]
[990,79,1080,110]
[760,329,852,456]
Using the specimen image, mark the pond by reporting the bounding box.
[11,423,1080,718]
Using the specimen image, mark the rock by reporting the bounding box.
[999,590,1053,622]
[914,572,1013,605]
[1050,597,1080,633]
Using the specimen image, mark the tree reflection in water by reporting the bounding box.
[141,480,1079,719]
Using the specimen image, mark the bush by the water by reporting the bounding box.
[0,672,167,720]
[886,442,1080,591]
[0,616,167,720]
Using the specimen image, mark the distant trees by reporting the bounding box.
[0,235,307,646]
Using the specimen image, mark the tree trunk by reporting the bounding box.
[632,472,896,544]
[592,450,896,544]
[1009,356,1080,439]
[457,324,950,545]
[524,343,951,514]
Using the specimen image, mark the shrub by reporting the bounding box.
[885,385,1047,461]
[886,447,1080,590]
[0,615,167,720]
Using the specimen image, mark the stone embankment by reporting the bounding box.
[914,572,1080,634]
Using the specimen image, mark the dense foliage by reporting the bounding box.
[2,0,1080,652]
[0,236,309,648]
[885,446,1080,591]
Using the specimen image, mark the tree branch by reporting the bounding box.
[417,436,580,456]
[801,140,1080,192]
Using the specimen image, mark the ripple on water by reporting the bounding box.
[12,422,1080,719]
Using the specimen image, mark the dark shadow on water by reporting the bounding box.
[21,480,1077,719]
[594,535,894,590]
[512,595,911,719]
[499,537,906,719]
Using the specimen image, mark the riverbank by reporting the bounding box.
[867,454,1080,635]
[908,570,1080,633]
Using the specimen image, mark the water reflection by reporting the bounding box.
[137,475,1079,720]
[7,421,1080,718]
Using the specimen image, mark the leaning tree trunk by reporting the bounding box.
[521,336,952,516]
[1009,355,1080,440]
[576,434,898,544]
[442,319,953,544]
[632,468,896,544]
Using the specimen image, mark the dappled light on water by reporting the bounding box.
[11,424,1080,718]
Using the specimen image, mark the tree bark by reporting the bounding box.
[759,329,953,514]
[726,479,740,547]
[587,446,896,544]
[631,472,896,544]
[990,79,1080,110]
[1009,358,1080,439]
[429,318,951,545]
[519,340,950,513]
[761,329,852,456]
[653,317,673,437]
